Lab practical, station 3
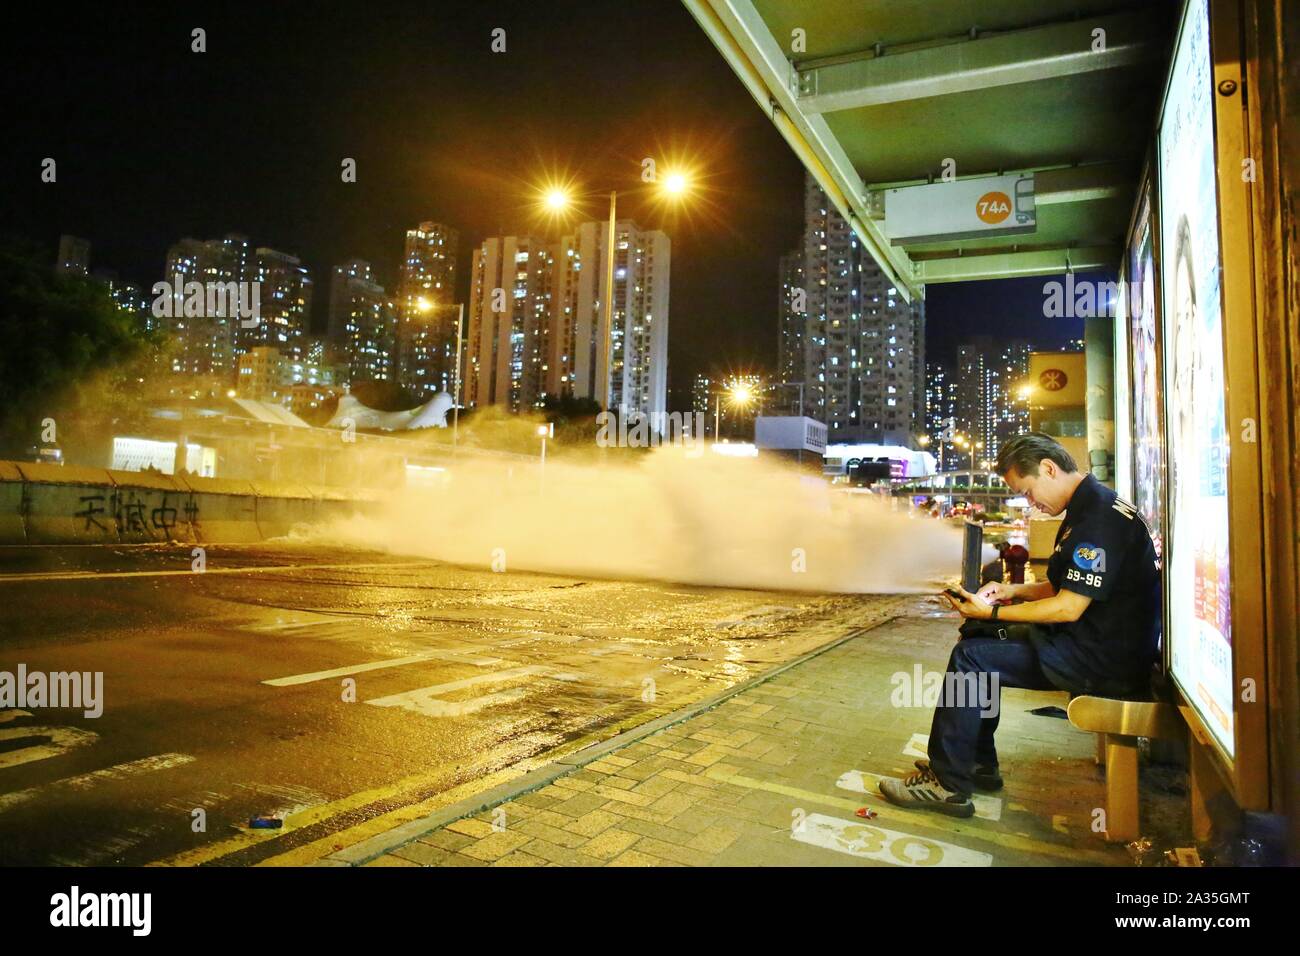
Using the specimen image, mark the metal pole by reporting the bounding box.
[601,191,617,412]
[453,302,464,453]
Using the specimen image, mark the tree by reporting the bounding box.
[0,239,160,458]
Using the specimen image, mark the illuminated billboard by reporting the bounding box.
[1127,185,1164,559]
[1157,0,1234,756]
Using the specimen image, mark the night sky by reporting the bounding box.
[4,0,1089,405]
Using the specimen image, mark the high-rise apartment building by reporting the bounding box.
[396,221,459,399]
[328,259,397,385]
[987,339,1032,459]
[466,236,556,410]
[691,373,714,425]
[466,221,670,419]
[777,251,805,389]
[925,361,959,468]
[779,172,925,444]
[602,221,670,418]
[243,247,312,359]
[928,338,1032,469]
[55,235,91,276]
[161,234,251,379]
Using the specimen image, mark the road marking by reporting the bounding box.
[263,650,504,687]
[836,769,1003,821]
[365,666,580,718]
[793,812,992,867]
[0,561,434,585]
[696,765,1114,864]
[902,732,929,758]
[0,753,194,813]
[0,725,98,769]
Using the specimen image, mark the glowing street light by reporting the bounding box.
[713,379,757,443]
[663,171,688,196]
[537,167,694,410]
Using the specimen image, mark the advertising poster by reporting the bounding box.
[1128,189,1164,558]
[1158,0,1234,754]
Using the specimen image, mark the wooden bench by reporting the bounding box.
[1066,695,1186,842]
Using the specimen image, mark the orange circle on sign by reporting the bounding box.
[1040,369,1068,391]
[976,191,1012,224]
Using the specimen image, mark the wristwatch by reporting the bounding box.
[990,603,1000,621]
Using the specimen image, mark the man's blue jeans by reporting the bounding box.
[926,626,1074,797]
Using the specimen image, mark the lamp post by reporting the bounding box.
[537,422,553,494]
[543,171,690,412]
[602,191,617,412]
[452,302,464,452]
[415,298,466,451]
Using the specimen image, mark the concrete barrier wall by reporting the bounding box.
[0,460,378,546]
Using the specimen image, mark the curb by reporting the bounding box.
[324,613,900,866]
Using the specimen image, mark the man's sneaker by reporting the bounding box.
[878,765,975,818]
[914,758,1003,792]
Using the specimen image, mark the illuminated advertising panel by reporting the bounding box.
[1157,0,1233,755]
[1127,186,1164,559]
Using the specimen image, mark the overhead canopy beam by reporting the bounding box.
[911,245,1119,284]
[1033,163,1133,205]
[681,0,921,300]
[795,11,1162,114]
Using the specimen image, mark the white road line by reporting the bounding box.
[262,649,505,687]
[0,753,195,813]
[793,811,993,866]
[0,725,98,769]
[366,666,580,718]
[836,769,1003,821]
[0,561,433,585]
[902,732,929,758]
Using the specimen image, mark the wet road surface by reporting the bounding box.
[0,543,902,865]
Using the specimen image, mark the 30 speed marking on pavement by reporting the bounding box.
[792,812,992,867]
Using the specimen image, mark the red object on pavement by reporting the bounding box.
[855,807,878,819]
[1003,544,1029,583]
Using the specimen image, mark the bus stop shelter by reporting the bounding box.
[683,0,1300,860]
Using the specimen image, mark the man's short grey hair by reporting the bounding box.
[996,432,1078,477]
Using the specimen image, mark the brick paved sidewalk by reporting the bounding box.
[343,597,1189,867]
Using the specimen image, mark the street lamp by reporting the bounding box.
[416,297,466,451]
[536,422,553,493]
[541,170,693,411]
[713,380,756,444]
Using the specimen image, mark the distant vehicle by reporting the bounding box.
[25,444,63,466]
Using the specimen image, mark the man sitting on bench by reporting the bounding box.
[879,433,1161,818]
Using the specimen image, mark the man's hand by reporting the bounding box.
[942,586,993,620]
[976,581,1015,604]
